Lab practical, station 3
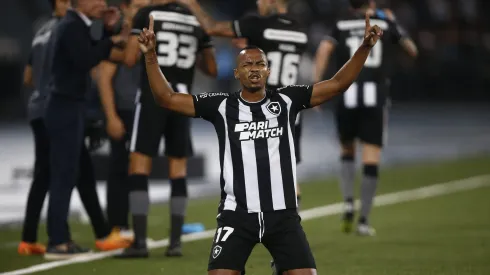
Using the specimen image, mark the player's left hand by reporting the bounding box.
[103,7,122,30]
[363,12,383,48]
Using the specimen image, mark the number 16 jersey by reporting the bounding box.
[232,14,308,91]
[132,3,212,99]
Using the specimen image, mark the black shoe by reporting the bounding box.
[44,242,92,260]
[165,244,183,257]
[115,242,149,259]
[342,211,354,233]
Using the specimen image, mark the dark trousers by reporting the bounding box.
[44,96,109,245]
[106,109,134,229]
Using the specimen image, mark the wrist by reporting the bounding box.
[144,50,158,64]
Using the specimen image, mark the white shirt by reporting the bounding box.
[73,9,92,27]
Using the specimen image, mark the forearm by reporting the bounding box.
[98,83,118,120]
[331,45,371,93]
[187,3,217,32]
[186,3,233,37]
[311,44,372,106]
[144,51,176,107]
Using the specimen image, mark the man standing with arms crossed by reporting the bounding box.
[44,0,129,259]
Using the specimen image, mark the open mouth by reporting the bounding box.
[249,74,261,82]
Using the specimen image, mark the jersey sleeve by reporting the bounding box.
[322,24,340,45]
[388,20,409,44]
[192,92,229,121]
[131,7,148,35]
[198,32,213,51]
[277,85,313,112]
[232,14,263,40]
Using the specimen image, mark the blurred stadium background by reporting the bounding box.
[0,0,489,274]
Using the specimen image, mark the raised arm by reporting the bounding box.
[310,13,383,107]
[177,0,235,37]
[138,15,196,117]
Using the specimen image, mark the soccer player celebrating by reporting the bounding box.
[175,0,309,207]
[314,0,418,236]
[137,11,382,275]
[117,0,217,258]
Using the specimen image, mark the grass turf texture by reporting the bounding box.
[1,155,489,274]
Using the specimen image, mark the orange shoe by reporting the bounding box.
[95,228,132,251]
[18,242,46,255]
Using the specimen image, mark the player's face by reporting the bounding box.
[80,0,107,19]
[256,0,273,16]
[234,49,270,92]
[56,0,71,17]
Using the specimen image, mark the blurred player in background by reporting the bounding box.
[97,0,150,244]
[117,0,217,258]
[136,12,382,274]
[176,0,308,210]
[314,0,418,236]
[19,0,131,258]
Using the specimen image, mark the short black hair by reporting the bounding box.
[349,0,370,9]
[121,0,132,5]
[240,45,265,53]
[48,0,56,10]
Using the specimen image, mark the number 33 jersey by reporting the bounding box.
[232,14,308,91]
[132,3,212,98]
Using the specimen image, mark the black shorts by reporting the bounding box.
[335,105,387,147]
[208,209,316,272]
[130,96,193,158]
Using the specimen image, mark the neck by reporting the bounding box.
[241,88,266,103]
[270,5,287,15]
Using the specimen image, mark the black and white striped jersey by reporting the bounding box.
[326,10,408,108]
[132,3,212,100]
[192,85,313,213]
[232,14,308,92]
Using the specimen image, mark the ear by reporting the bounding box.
[234,68,239,79]
[266,67,271,78]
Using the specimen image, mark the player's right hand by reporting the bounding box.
[106,116,126,140]
[138,15,156,54]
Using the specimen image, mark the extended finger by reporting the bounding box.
[365,11,371,28]
[149,15,154,31]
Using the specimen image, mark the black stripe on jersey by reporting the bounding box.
[214,109,227,213]
[277,97,297,208]
[250,104,273,212]
[226,98,247,210]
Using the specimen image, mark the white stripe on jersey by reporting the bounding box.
[233,20,242,37]
[337,19,388,31]
[261,102,287,210]
[149,11,200,26]
[278,94,298,205]
[239,103,261,212]
[263,28,308,44]
[129,102,142,152]
[218,99,237,211]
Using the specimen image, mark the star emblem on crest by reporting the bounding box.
[212,245,222,259]
[266,102,281,116]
